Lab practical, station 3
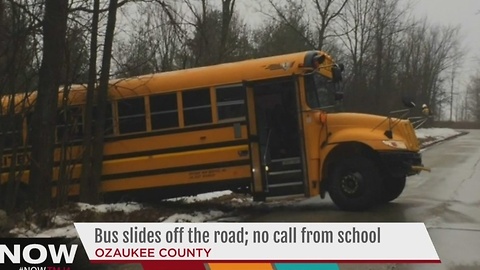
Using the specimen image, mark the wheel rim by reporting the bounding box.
[341,172,363,196]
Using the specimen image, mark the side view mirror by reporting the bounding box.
[332,64,343,83]
[338,63,345,72]
[401,97,416,108]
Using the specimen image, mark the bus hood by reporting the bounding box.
[327,112,394,127]
[324,112,420,151]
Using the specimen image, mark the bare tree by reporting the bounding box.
[414,24,461,117]
[0,1,47,211]
[262,0,347,50]
[79,0,99,203]
[310,0,348,50]
[183,0,251,67]
[88,0,119,204]
[466,73,480,122]
[28,0,68,210]
[218,0,237,61]
[337,0,462,116]
[115,2,186,76]
[336,0,375,111]
[55,21,91,205]
[253,1,313,57]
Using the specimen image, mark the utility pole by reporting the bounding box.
[450,67,456,122]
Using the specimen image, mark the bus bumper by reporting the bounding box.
[379,151,428,177]
[411,165,431,173]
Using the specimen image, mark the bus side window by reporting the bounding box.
[182,88,212,126]
[117,97,146,134]
[92,103,114,136]
[0,114,23,149]
[56,106,83,142]
[216,86,246,121]
[150,93,179,130]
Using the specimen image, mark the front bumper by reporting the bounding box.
[379,151,427,177]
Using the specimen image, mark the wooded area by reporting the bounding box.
[0,0,478,212]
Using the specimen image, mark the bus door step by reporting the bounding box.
[265,157,304,196]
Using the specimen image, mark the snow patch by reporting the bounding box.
[51,215,71,226]
[76,202,143,213]
[35,225,78,238]
[161,210,226,223]
[167,190,233,203]
[415,128,462,147]
[9,224,78,238]
[415,128,461,140]
[230,197,252,205]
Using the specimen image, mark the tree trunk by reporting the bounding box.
[79,0,99,203]
[219,0,234,62]
[373,0,384,113]
[28,0,68,210]
[89,0,118,203]
[56,84,72,206]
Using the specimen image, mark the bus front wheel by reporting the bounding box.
[381,176,406,203]
[328,156,381,211]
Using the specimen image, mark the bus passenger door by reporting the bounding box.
[246,79,306,199]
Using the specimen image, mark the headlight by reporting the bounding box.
[382,140,407,149]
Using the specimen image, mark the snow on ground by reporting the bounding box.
[51,214,72,226]
[160,210,225,223]
[8,192,236,237]
[167,190,233,203]
[7,127,464,238]
[415,127,462,147]
[76,202,143,213]
[10,223,78,238]
[415,127,461,141]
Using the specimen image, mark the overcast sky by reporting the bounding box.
[238,0,480,109]
[235,0,480,119]
[412,0,480,87]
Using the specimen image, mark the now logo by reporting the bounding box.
[0,244,78,264]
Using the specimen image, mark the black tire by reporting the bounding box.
[380,176,406,203]
[328,156,382,211]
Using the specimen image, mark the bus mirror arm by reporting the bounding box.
[408,116,430,129]
[372,108,412,137]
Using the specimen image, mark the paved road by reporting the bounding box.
[248,130,480,270]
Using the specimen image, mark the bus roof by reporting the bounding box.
[108,50,335,99]
[1,50,336,112]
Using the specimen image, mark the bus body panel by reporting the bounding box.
[0,50,426,211]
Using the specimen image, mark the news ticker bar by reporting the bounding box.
[74,222,440,261]
[14,263,341,270]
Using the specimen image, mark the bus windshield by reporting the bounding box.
[304,72,338,110]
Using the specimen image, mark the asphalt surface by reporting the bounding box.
[248,130,480,270]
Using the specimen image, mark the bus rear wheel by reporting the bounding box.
[328,156,381,211]
[380,176,406,203]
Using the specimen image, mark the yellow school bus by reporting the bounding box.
[0,51,427,210]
